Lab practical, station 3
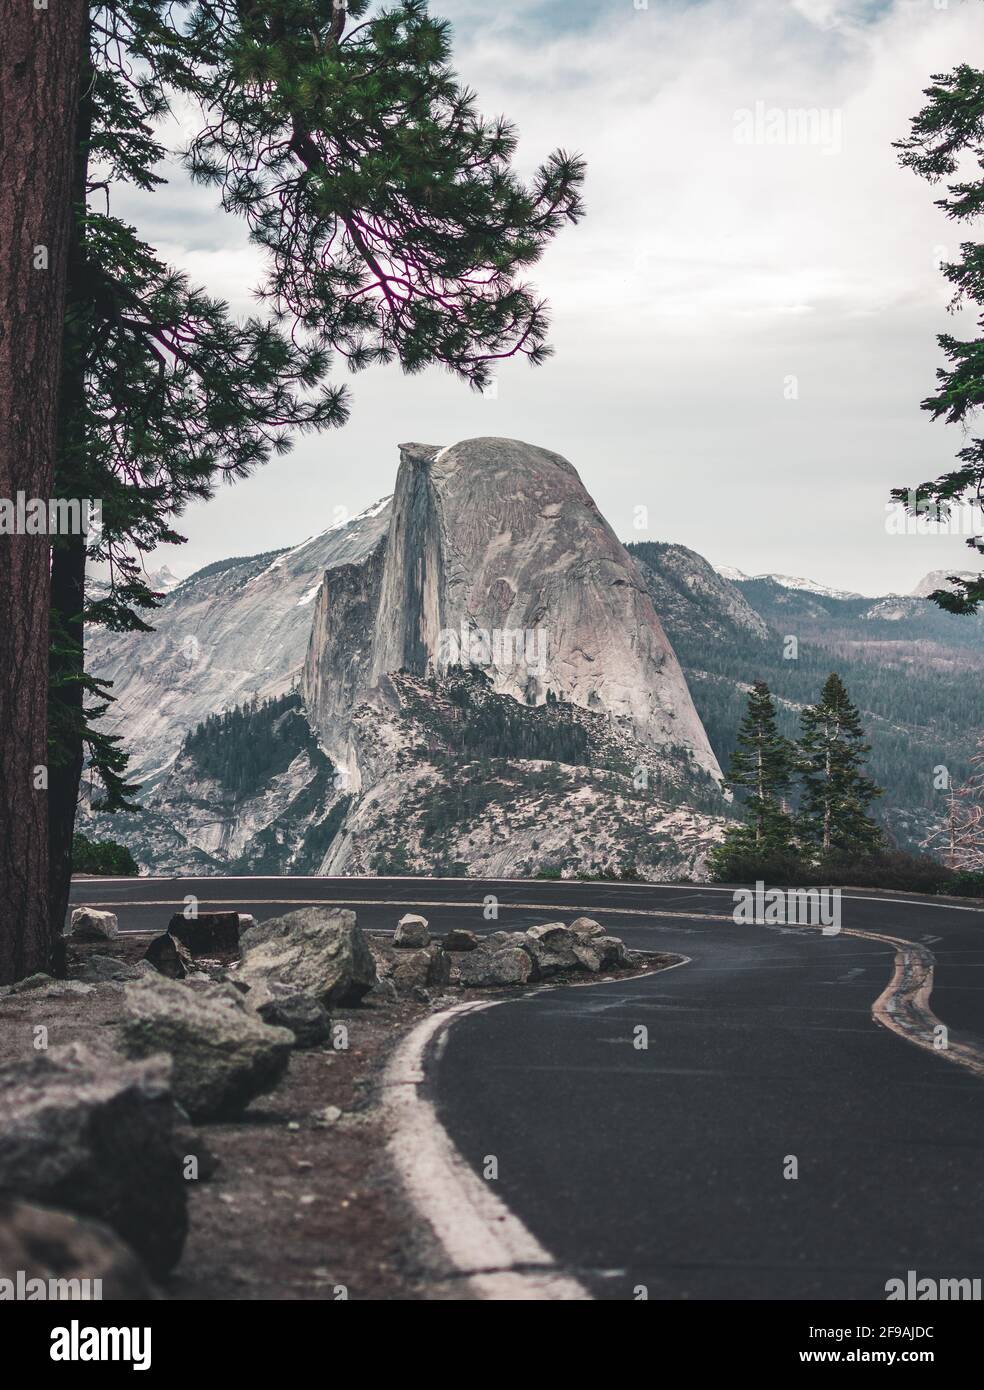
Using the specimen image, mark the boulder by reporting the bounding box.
[119,976,294,1122]
[393,914,430,948]
[592,935,631,968]
[0,974,94,1000]
[366,977,399,1004]
[0,1042,186,1277]
[571,940,603,972]
[144,932,195,980]
[66,908,119,941]
[0,1200,158,1300]
[167,912,241,955]
[522,923,581,978]
[390,945,451,994]
[248,985,331,1049]
[572,935,630,972]
[454,947,533,987]
[569,916,605,938]
[74,955,154,984]
[443,928,480,952]
[238,908,377,1007]
[485,930,533,950]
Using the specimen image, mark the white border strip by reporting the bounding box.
[383,999,592,1301]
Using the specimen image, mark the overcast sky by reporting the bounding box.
[118,0,982,595]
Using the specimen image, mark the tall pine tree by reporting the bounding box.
[724,680,795,849]
[797,673,883,857]
[709,680,796,877]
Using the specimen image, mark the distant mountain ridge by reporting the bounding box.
[80,454,981,874]
[633,545,984,852]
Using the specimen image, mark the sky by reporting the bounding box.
[116,0,982,596]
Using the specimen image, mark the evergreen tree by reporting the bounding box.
[891,62,984,614]
[797,673,883,857]
[45,0,585,941]
[712,680,795,866]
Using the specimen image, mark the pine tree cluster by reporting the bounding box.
[710,672,884,878]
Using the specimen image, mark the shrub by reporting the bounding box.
[945,870,984,899]
[72,832,139,876]
[710,846,956,894]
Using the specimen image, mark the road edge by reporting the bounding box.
[845,926,984,1081]
[381,997,593,1301]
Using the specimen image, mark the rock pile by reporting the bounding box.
[372,914,636,994]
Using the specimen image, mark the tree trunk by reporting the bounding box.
[48,532,86,938]
[0,0,87,983]
[48,11,93,942]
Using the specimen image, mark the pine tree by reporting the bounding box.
[715,680,796,861]
[45,0,585,942]
[891,63,984,614]
[797,673,883,857]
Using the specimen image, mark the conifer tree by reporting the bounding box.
[891,62,984,613]
[713,679,796,864]
[796,673,883,857]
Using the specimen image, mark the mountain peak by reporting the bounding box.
[910,569,977,599]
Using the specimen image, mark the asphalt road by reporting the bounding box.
[70,876,984,1300]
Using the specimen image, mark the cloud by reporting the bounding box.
[122,0,981,596]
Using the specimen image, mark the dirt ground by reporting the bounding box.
[1,934,673,1300]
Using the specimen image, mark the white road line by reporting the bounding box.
[74,896,737,924]
[383,1001,592,1301]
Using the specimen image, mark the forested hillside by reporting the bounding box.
[630,544,983,849]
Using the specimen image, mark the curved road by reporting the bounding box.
[69,876,984,1300]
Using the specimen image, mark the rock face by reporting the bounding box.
[631,541,770,644]
[0,1043,186,1277]
[0,1200,157,1300]
[81,438,726,877]
[84,497,392,790]
[237,908,377,1007]
[119,977,294,1121]
[304,439,721,784]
